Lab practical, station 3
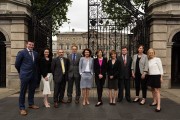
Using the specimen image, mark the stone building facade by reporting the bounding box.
[0,0,31,89]
[147,0,180,88]
[56,31,88,57]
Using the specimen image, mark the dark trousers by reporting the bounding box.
[67,75,81,100]
[19,78,37,110]
[95,76,105,102]
[118,78,131,101]
[135,74,147,98]
[54,75,66,102]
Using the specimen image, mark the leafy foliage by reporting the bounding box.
[101,0,145,28]
[30,0,72,34]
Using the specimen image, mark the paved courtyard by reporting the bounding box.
[0,89,180,120]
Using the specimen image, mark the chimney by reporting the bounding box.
[72,29,75,32]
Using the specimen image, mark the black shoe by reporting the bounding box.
[133,98,140,102]
[139,99,146,105]
[149,103,157,106]
[155,108,161,112]
[95,102,103,107]
[109,102,113,105]
[67,98,72,103]
[112,103,116,105]
[127,99,132,103]
[117,98,122,102]
[75,99,79,104]
[59,99,67,104]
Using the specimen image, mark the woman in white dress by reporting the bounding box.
[40,48,53,108]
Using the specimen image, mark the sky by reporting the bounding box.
[59,0,88,32]
[53,0,88,40]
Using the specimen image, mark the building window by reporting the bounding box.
[59,44,63,49]
[79,44,81,49]
[67,43,70,49]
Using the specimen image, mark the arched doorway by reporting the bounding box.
[0,32,6,87]
[172,32,180,88]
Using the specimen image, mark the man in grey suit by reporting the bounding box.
[51,49,69,108]
[117,46,132,103]
[67,45,81,104]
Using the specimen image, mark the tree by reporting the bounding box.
[30,0,72,34]
[101,0,146,28]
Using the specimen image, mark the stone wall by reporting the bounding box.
[0,0,31,89]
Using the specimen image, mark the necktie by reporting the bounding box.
[60,58,65,74]
[123,55,126,65]
[29,51,34,61]
[73,53,76,63]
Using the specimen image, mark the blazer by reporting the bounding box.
[107,59,120,80]
[131,53,148,74]
[117,55,132,79]
[94,57,107,78]
[39,57,52,78]
[51,57,69,83]
[79,57,94,75]
[15,48,38,81]
[67,53,81,78]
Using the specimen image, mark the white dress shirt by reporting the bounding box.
[148,57,163,75]
[85,59,90,72]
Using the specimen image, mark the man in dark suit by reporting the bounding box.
[117,46,132,103]
[67,45,81,104]
[15,40,39,116]
[51,49,69,108]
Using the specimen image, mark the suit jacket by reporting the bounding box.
[51,57,69,83]
[131,53,148,74]
[117,55,132,79]
[15,48,38,81]
[94,57,107,79]
[39,57,52,78]
[79,57,94,75]
[107,59,120,80]
[67,53,81,78]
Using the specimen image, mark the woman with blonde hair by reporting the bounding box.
[147,48,163,112]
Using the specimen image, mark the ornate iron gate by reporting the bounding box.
[88,0,150,88]
[88,0,149,57]
[0,32,6,87]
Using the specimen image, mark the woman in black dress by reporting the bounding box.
[40,48,52,108]
[94,49,107,107]
[107,50,120,105]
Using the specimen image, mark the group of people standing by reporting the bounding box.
[15,41,163,116]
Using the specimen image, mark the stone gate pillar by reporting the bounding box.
[147,0,180,88]
[0,0,31,89]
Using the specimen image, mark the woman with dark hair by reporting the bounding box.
[94,49,107,107]
[107,50,120,105]
[79,48,94,106]
[39,48,53,108]
[131,45,148,105]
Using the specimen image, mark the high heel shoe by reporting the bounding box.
[82,100,86,106]
[133,97,140,102]
[95,102,103,107]
[155,108,161,112]
[139,99,146,105]
[149,103,157,106]
[86,100,90,105]
[44,102,50,108]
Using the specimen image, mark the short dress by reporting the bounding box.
[107,60,119,90]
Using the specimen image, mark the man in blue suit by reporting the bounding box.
[15,41,39,116]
